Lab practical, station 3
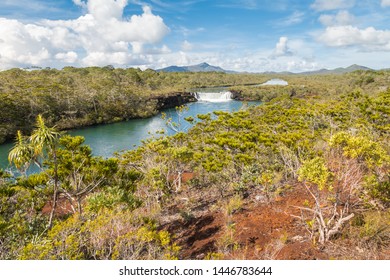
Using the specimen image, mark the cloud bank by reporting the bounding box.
[0,0,170,69]
[318,25,390,51]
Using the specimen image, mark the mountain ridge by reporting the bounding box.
[156,62,236,73]
[156,62,373,75]
[298,64,372,75]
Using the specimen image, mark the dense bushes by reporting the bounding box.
[0,69,389,259]
[19,209,179,260]
[120,88,389,248]
[2,67,388,144]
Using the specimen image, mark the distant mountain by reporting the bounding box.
[262,65,372,75]
[298,64,372,75]
[157,63,372,75]
[157,62,236,73]
[158,65,188,72]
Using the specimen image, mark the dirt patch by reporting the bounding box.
[227,187,329,259]
[160,186,331,259]
[162,212,225,259]
[181,172,195,183]
[42,196,74,217]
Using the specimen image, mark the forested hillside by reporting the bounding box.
[0,68,389,259]
[0,67,267,143]
[1,67,387,144]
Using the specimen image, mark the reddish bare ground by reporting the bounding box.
[163,213,224,259]
[181,172,195,182]
[160,184,331,260]
[228,188,327,260]
[42,171,389,260]
[42,196,74,217]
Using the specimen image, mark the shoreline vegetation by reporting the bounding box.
[2,66,386,145]
[0,67,389,260]
[0,66,278,144]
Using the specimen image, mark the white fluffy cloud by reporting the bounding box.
[87,0,128,20]
[382,0,390,7]
[272,37,293,57]
[311,0,355,11]
[0,0,170,69]
[55,51,78,63]
[319,25,390,51]
[319,10,355,26]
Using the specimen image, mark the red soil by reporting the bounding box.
[161,186,329,259]
[42,196,74,217]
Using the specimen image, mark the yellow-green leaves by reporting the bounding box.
[298,157,331,191]
[30,114,60,155]
[329,132,389,167]
[19,209,179,260]
[8,131,34,173]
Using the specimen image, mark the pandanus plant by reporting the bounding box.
[8,130,34,177]
[9,115,60,228]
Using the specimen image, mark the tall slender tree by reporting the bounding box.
[29,115,60,228]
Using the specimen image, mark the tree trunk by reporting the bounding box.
[48,189,57,229]
[77,196,83,216]
[48,149,58,229]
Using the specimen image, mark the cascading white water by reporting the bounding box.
[194,91,233,102]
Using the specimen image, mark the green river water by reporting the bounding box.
[0,98,260,171]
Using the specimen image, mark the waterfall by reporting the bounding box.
[193,91,233,102]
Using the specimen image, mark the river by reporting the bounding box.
[0,92,260,171]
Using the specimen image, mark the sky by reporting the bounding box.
[0,0,389,72]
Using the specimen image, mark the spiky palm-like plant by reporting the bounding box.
[8,130,33,177]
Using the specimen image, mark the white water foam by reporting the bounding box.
[194,91,233,102]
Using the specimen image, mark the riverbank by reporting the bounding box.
[0,67,274,144]
[0,98,259,170]
[0,91,197,145]
[2,66,386,144]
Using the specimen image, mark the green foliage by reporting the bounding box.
[225,195,244,215]
[363,175,390,205]
[1,69,390,259]
[298,157,331,190]
[347,211,390,250]
[17,173,49,189]
[0,179,47,259]
[30,115,60,154]
[86,170,142,212]
[8,131,34,175]
[329,132,389,167]
[19,209,179,260]
[0,67,275,143]
[328,132,389,205]
[20,215,83,260]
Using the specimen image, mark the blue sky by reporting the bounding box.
[0,0,389,72]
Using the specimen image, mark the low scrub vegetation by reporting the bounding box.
[0,68,389,259]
